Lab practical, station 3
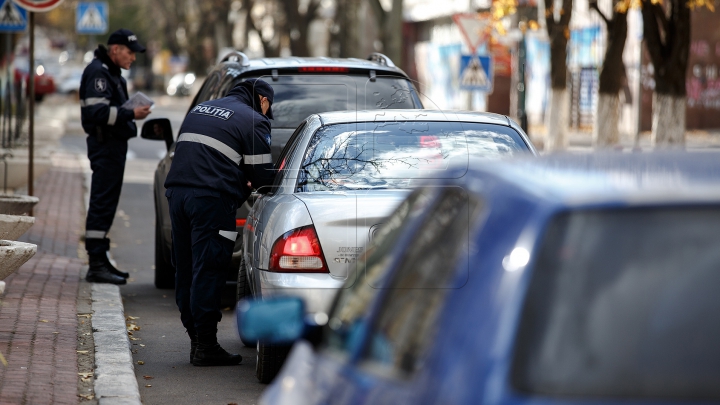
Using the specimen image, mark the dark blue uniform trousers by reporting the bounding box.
[85,136,127,256]
[166,187,238,335]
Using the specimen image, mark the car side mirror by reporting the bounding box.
[141,118,174,151]
[236,297,305,344]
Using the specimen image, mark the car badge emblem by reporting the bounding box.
[95,78,107,92]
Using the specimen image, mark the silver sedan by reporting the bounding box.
[242,109,537,382]
[242,109,536,382]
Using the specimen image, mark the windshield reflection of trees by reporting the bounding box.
[297,122,527,192]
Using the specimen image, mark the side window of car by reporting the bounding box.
[359,188,483,378]
[321,187,437,357]
[269,121,307,194]
[194,72,222,105]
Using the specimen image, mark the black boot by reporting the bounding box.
[93,254,130,279]
[192,332,242,367]
[86,257,126,285]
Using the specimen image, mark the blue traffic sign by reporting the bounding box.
[76,1,108,35]
[459,54,493,92]
[0,0,27,32]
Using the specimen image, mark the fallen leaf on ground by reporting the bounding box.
[137,360,145,365]
[126,315,139,320]
[0,351,7,367]
[77,350,89,354]
[139,344,145,347]
[127,324,140,331]
[40,320,49,323]
[128,331,133,336]
[143,375,153,379]
[129,337,140,341]
[77,314,91,318]
[78,394,94,400]
[145,384,152,387]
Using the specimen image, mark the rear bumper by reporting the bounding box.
[257,269,345,314]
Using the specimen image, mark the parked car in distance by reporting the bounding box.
[242,108,536,383]
[239,151,720,403]
[14,57,56,102]
[144,51,423,303]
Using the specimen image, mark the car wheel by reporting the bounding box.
[256,341,290,384]
[154,219,175,289]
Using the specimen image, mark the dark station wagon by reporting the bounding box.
[142,52,424,304]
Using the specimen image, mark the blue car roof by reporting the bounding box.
[455,151,720,209]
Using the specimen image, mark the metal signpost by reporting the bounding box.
[10,0,64,207]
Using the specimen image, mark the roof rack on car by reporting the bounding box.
[222,51,251,67]
[367,53,396,68]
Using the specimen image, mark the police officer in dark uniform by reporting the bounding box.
[164,79,276,366]
[80,29,152,285]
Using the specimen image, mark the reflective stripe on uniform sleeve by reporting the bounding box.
[177,132,241,165]
[219,230,238,241]
[80,97,110,107]
[86,230,107,239]
[108,107,118,125]
[243,154,272,165]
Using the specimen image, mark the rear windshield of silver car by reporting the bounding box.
[243,75,420,128]
[297,121,529,192]
[511,207,720,400]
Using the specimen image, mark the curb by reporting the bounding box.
[91,284,141,405]
[79,153,142,404]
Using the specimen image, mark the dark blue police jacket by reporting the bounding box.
[164,84,275,202]
[80,45,137,140]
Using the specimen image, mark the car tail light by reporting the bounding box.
[269,225,329,273]
[298,67,350,73]
[236,218,246,227]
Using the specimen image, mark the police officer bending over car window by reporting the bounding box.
[164,79,276,367]
[81,29,152,285]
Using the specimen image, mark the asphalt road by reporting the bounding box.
[61,94,267,405]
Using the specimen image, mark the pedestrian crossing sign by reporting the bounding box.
[0,0,27,32]
[76,1,108,35]
[459,54,493,92]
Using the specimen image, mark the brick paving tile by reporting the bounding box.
[1,152,86,405]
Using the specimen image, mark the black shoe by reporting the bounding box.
[92,254,130,279]
[192,343,242,366]
[86,260,126,285]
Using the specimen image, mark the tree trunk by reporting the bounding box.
[591,4,627,147]
[544,0,572,151]
[641,0,691,146]
[383,0,403,65]
[593,93,621,147]
[652,93,686,147]
[546,88,570,151]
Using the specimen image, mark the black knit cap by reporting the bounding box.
[242,78,274,119]
[108,28,146,53]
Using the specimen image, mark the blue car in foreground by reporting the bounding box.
[238,151,720,405]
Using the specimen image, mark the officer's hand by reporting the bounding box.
[134,105,152,120]
[247,181,252,189]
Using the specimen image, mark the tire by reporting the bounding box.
[256,341,290,384]
[154,219,175,289]
[237,260,255,346]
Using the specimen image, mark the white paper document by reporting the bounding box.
[122,92,154,110]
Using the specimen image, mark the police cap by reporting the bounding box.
[108,28,146,53]
[244,78,275,119]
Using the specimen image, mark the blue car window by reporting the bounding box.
[322,187,436,356]
[512,207,720,399]
[297,122,528,192]
[359,188,483,378]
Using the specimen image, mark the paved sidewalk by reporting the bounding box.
[0,151,139,404]
[0,152,86,404]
